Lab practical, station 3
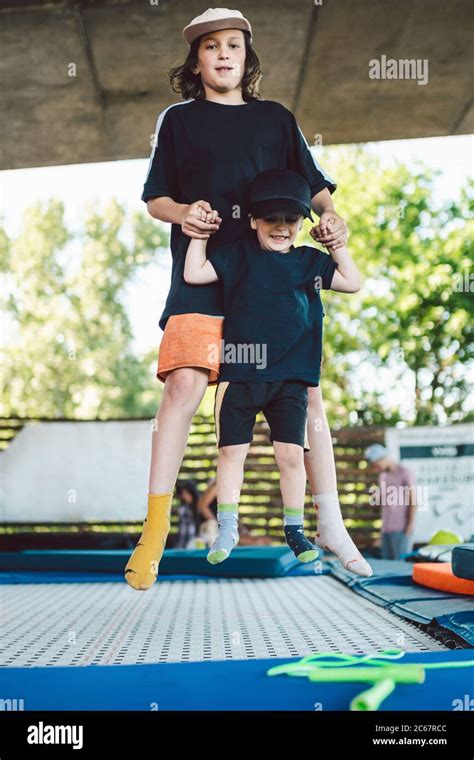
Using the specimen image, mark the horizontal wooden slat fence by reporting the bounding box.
[0,416,385,548]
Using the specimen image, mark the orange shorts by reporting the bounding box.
[157,313,224,385]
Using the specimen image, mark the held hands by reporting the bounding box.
[181,200,221,239]
[310,210,348,253]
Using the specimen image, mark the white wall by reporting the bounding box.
[0,420,156,522]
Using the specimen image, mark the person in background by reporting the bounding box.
[197,478,219,522]
[175,480,201,548]
[198,478,272,548]
[365,444,418,560]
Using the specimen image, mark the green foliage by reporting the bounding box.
[1,200,168,418]
[298,147,473,426]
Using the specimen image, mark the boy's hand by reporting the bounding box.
[181,201,222,239]
[311,210,348,251]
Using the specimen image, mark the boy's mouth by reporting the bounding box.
[270,234,288,242]
[215,66,234,72]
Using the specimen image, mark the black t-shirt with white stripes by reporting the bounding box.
[142,98,336,330]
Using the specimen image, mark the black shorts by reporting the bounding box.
[214,380,310,451]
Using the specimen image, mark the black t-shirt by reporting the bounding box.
[208,232,338,385]
[141,98,337,330]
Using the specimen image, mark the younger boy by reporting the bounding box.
[184,169,370,575]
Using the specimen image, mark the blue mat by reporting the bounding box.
[328,559,474,647]
[0,571,216,584]
[0,547,321,579]
[0,547,331,583]
[0,650,472,711]
[453,544,474,580]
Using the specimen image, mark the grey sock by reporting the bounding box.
[207,506,239,565]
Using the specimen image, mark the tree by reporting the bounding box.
[299,146,473,426]
[1,199,168,418]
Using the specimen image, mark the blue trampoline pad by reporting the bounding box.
[0,570,215,584]
[0,562,329,585]
[0,547,325,579]
[1,650,472,711]
[327,559,474,647]
[452,544,474,580]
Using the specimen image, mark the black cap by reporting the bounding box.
[248,168,313,220]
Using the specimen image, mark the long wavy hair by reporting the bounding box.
[169,30,263,102]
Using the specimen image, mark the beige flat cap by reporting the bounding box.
[183,7,252,46]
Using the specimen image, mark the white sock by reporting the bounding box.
[312,492,373,577]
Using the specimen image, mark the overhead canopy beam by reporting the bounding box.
[0,0,472,170]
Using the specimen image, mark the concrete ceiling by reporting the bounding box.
[1,0,472,170]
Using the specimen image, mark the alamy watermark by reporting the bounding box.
[369,483,429,511]
[27,722,83,750]
[208,339,267,370]
[369,55,429,86]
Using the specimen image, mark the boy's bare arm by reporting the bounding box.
[310,224,361,293]
[311,187,348,250]
[327,245,361,293]
[197,481,218,522]
[183,237,219,284]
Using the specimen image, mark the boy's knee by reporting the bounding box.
[275,443,304,469]
[218,444,248,463]
[164,368,207,405]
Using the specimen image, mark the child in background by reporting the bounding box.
[174,481,201,548]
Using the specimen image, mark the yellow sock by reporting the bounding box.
[124,492,173,591]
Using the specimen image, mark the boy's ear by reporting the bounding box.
[249,214,257,229]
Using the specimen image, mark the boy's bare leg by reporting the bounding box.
[304,385,337,493]
[273,440,306,507]
[207,443,250,564]
[305,386,373,576]
[125,367,209,590]
[149,367,210,493]
[274,440,318,563]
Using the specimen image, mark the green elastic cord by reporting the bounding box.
[267,649,474,678]
[348,662,474,712]
[217,503,238,513]
[419,660,474,671]
[267,649,406,677]
[308,665,425,684]
[350,679,396,711]
[266,649,474,713]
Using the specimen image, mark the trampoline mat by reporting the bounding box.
[0,576,446,668]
